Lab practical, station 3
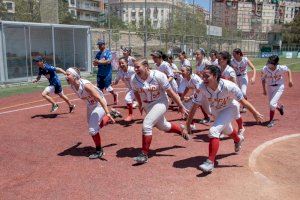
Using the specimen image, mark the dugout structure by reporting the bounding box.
[0,21,91,84]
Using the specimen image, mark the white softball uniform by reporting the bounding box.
[221,65,237,81]
[156,61,178,93]
[70,79,107,136]
[131,70,172,135]
[182,73,203,110]
[170,63,183,87]
[193,79,244,138]
[115,66,136,104]
[180,59,191,68]
[210,59,219,66]
[262,65,288,110]
[127,56,136,67]
[231,57,250,96]
[196,58,210,74]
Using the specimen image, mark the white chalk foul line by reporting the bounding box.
[0,90,127,116]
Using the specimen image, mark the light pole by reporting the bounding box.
[144,0,147,58]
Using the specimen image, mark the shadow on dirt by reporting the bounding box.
[31,112,69,119]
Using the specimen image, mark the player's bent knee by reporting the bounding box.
[89,128,99,136]
[208,127,220,138]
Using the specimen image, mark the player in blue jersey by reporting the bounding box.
[93,40,118,105]
[32,56,75,113]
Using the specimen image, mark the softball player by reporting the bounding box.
[180,66,210,127]
[151,51,178,93]
[131,59,189,164]
[185,65,263,173]
[218,51,245,135]
[209,50,219,66]
[167,54,183,87]
[261,55,293,128]
[121,47,136,67]
[195,48,211,77]
[65,67,115,159]
[178,51,191,68]
[231,48,257,112]
[32,56,75,113]
[112,57,136,122]
[93,40,118,105]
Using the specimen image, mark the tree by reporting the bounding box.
[58,0,78,24]
[0,1,8,20]
[14,0,41,22]
[282,14,300,45]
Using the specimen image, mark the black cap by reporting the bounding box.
[33,56,44,63]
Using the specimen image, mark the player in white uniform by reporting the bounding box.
[261,55,293,128]
[167,54,183,88]
[218,51,245,135]
[131,59,189,164]
[151,51,178,93]
[195,48,211,77]
[184,65,263,173]
[180,66,211,127]
[231,48,257,113]
[112,57,136,122]
[121,47,136,67]
[178,51,191,95]
[209,50,219,66]
[65,67,115,159]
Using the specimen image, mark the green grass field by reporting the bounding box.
[0,58,299,99]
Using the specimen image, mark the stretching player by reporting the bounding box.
[261,55,293,128]
[185,65,263,173]
[65,67,116,159]
[32,56,75,113]
[131,59,189,164]
[231,48,256,113]
[209,50,219,66]
[112,57,136,122]
[121,47,136,67]
[195,48,211,77]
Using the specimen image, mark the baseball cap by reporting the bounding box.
[150,51,162,58]
[97,40,105,45]
[32,56,44,63]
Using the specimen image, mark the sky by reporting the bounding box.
[187,0,211,11]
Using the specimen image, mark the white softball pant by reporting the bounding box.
[209,104,239,138]
[142,98,171,136]
[178,80,187,94]
[87,105,105,136]
[267,84,284,110]
[170,79,178,93]
[125,90,135,104]
[237,74,248,97]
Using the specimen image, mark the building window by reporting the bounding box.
[70,0,75,5]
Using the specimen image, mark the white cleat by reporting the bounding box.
[199,159,214,173]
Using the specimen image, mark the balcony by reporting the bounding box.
[76,4,100,12]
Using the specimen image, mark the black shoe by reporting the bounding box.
[69,105,76,113]
[277,105,284,116]
[110,109,122,118]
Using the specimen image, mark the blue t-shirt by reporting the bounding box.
[38,64,61,86]
[95,49,112,76]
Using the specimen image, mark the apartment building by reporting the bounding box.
[67,0,105,22]
[109,0,183,29]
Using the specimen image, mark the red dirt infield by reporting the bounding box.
[0,72,299,200]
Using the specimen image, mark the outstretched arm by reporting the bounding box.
[166,88,188,116]
[55,67,67,75]
[287,69,293,87]
[239,98,263,123]
[248,60,256,84]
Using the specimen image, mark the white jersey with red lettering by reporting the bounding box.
[210,59,219,66]
[184,73,203,90]
[71,79,107,109]
[127,56,136,67]
[262,65,288,86]
[131,70,171,104]
[221,65,237,81]
[231,57,249,76]
[115,66,135,89]
[193,79,244,116]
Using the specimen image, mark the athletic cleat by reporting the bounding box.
[110,109,122,118]
[277,105,284,116]
[51,104,59,112]
[238,127,245,136]
[234,134,245,153]
[133,152,148,164]
[124,115,133,122]
[267,120,275,128]
[180,123,197,131]
[198,117,211,124]
[89,149,104,159]
[132,101,138,108]
[240,107,247,113]
[199,159,214,173]
[69,105,76,113]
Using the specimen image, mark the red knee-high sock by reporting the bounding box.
[111,91,117,102]
[92,133,101,148]
[127,103,133,115]
[236,117,243,130]
[270,110,275,121]
[208,138,220,163]
[168,123,182,135]
[191,119,195,125]
[229,129,240,143]
[100,115,110,128]
[200,106,209,119]
[142,135,152,155]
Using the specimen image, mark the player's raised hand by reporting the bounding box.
[253,112,264,123]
